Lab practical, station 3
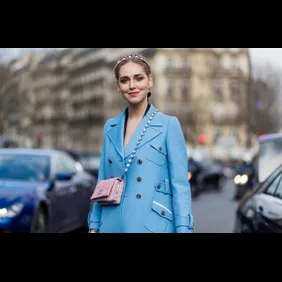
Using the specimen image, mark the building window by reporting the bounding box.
[214,79,223,101]
[214,127,222,143]
[230,80,240,103]
[167,79,173,98]
[231,126,238,137]
[167,80,174,114]
[183,57,191,70]
[230,126,240,144]
[215,55,221,68]
[182,79,190,102]
[166,57,173,71]
[231,55,239,71]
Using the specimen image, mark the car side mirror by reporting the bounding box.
[55,172,73,181]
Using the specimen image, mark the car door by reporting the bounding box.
[66,154,96,226]
[253,172,282,232]
[60,153,87,226]
[50,154,75,232]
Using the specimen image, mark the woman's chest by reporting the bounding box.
[124,119,141,149]
[105,134,168,177]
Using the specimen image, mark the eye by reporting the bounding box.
[136,76,144,81]
[120,78,128,84]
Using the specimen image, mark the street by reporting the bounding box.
[192,179,239,233]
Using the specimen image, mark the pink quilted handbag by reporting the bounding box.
[90,177,124,205]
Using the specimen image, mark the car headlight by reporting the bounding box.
[240,174,249,184]
[188,172,192,180]
[234,174,249,184]
[234,174,241,184]
[0,203,24,218]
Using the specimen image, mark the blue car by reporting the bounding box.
[0,148,97,233]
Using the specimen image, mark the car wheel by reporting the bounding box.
[30,207,48,233]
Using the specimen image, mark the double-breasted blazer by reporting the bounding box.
[88,104,194,233]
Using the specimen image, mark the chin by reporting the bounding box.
[127,100,142,105]
[126,95,148,105]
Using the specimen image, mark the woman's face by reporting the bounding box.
[117,61,153,106]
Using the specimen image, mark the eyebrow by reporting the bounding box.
[119,73,144,80]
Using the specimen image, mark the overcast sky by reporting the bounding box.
[249,48,282,70]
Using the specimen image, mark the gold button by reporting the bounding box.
[136,194,141,199]
[138,159,142,164]
[159,147,162,151]
[157,184,161,189]
[137,177,142,182]
[161,211,165,216]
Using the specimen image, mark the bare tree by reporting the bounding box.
[0,50,9,135]
[248,62,282,137]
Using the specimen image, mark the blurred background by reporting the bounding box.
[1,48,282,233]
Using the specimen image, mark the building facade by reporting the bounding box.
[0,48,252,159]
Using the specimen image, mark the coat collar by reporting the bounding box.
[107,104,163,159]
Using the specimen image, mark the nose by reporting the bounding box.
[129,79,135,89]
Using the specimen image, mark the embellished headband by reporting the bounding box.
[114,53,150,70]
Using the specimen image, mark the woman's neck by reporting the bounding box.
[127,100,149,121]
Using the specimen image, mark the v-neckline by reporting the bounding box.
[123,103,151,151]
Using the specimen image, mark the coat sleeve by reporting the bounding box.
[166,116,194,233]
[88,119,110,230]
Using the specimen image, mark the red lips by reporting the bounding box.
[128,92,139,97]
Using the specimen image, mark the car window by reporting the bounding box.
[79,155,100,169]
[54,154,69,175]
[63,154,79,174]
[264,174,282,196]
[0,154,50,182]
[274,176,282,200]
[54,152,82,176]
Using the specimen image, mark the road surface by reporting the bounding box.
[192,179,239,233]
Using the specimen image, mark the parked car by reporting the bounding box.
[188,158,226,197]
[197,159,226,192]
[188,157,202,198]
[234,163,282,233]
[234,133,282,233]
[65,150,100,179]
[0,148,97,233]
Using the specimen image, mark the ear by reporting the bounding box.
[116,80,121,92]
[148,74,153,89]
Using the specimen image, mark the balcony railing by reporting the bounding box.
[164,66,192,76]
[210,65,246,79]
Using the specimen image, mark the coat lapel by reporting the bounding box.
[107,108,126,159]
[124,105,163,160]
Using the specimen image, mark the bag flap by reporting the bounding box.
[91,178,116,200]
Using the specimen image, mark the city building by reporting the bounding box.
[0,48,252,159]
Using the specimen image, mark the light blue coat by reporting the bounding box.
[88,104,194,233]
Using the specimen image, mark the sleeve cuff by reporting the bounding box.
[88,210,101,230]
[176,226,194,233]
[175,214,194,230]
[89,222,101,230]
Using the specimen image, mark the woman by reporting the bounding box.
[88,53,194,233]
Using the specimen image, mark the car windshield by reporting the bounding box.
[78,154,100,169]
[199,160,221,170]
[0,154,50,182]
